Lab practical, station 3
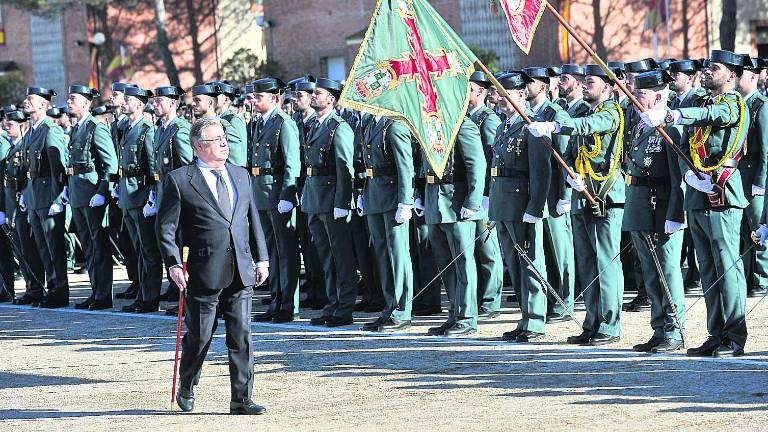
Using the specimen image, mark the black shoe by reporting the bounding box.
[589,333,620,346]
[122,301,140,313]
[686,336,721,357]
[363,302,385,313]
[325,316,354,327]
[253,311,276,322]
[515,331,545,342]
[14,294,42,306]
[39,297,69,309]
[444,323,476,337]
[360,318,383,331]
[566,331,594,345]
[622,295,651,312]
[159,287,179,302]
[230,399,266,415]
[379,318,411,332]
[546,313,571,324]
[310,316,329,326]
[271,311,295,323]
[135,302,159,313]
[427,322,452,336]
[311,300,327,310]
[260,298,273,306]
[0,293,13,303]
[479,310,501,319]
[354,300,371,312]
[89,300,113,311]
[749,286,768,298]
[115,283,139,299]
[651,339,684,353]
[74,266,88,274]
[684,281,702,295]
[712,341,745,358]
[165,305,180,316]
[176,387,194,412]
[299,298,314,308]
[501,328,524,341]
[412,305,443,316]
[74,297,95,309]
[633,336,664,352]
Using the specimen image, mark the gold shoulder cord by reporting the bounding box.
[575,102,624,182]
[689,94,746,172]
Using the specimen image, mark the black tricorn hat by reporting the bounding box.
[607,61,625,71]
[4,109,28,122]
[626,58,659,73]
[669,59,699,74]
[191,84,218,97]
[251,77,285,94]
[207,80,240,98]
[521,67,555,83]
[560,64,585,77]
[634,70,674,90]
[90,105,115,116]
[124,86,154,101]
[144,102,155,114]
[495,72,528,90]
[69,85,100,99]
[232,95,245,108]
[709,50,744,69]
[753,58,768,70]
[46,107,64,118]
[294,81,317,93]
[548,66,562,77]
[469,71,492,87]
[111,82,132,93]
[154,86,185,99]
[315,78,343,96]
[287,75,316,91]
[658,58,675,70]
[585,64,614,82]
[26,87,57,100]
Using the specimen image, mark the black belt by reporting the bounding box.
[250,166,284,176]
[624,175,670,188]
[426,173,466,184]
[68,165,94,175]
[306,167,334,176]
[490,167,526,178]
[365,166,395,178]
[26,172,50,180]
[117,168,149,178]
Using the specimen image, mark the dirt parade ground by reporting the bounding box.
[2,266,768,431]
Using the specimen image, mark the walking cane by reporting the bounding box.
[170,246,189,409]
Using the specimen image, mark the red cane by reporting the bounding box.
[171,247,189,409]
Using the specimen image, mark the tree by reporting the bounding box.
[0,71,28,106]
[221,48,282,85]
[719,0,736,51]
[151,0,180,86]
[468,44,500,72]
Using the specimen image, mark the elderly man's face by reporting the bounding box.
[193,123,229,166]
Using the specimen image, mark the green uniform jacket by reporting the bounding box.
[22,117,68,211]
[738,92,768,194]
[117,117,155,210]
[566,98,590,118]
[361,118,415,214]
[220,109,248,167]
[671,86,708,110]
[301,112,354,214]
[1,139,25,218]
[0,136,13,215]
[533,100,572,213]
[249,109,301,210]
[677,90,750,210]
[67,115,118,208]
[469,105,502,196]
[561,99,626,213]
[623,124,686,232]
[423,118,486,224]
[488,112,551,221]
[152,116,192,205]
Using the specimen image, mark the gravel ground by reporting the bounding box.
[1,266,768,431]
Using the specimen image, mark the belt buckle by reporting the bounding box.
[650,195,657,210]
[426,175,435,184]
[26,172,31,179]
[118,168,123,176]
[490,167,498,177]
[306,167,313,176]
[68,167,74,176]
[624,174,632,186]
[365,168,374,178]
[251,167,261,176]
[153,174,160,182]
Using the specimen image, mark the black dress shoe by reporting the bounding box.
[379,318,411,332]
[546,313,571,324]
[360,318,383,331]
[176,387,194,412]
[39,297,69,309]
[122,301,140,313]
[479,310,502,319]
[749,286,768,298]
[515,331,545,342]
[310,317,329,326]
[89,300,113,311]
[501,328,523,341]
[165,305,180,316]
[115,283,139,299]
[325,316,354,327]
[311,300,327,310]
[159,288,179,302]
[230,399,266,415]
[651,338,684,353]
[299,298,314,308]
[444,323,476,337]
[135,302,159,313]
[589,333,620,346]
[622,295,651,312]
[712,341,745,358]
[633,336,664,352]
[412,305,443,316]
[686,336,721,357]
[253,311,276,322]
[74,297,95,309]
[363,302,385,313]
[0,293,13,303]
[14,294,42,306]
[427,322,452,336]
[566,331,594,345]
[74,266,88,274]
[272,311,295,323]
[354,300,371,312]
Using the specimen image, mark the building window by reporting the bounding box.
[756,25,768,57]
[325,56,346,81]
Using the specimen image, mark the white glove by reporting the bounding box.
[111,184,120,199]
[756,225,768,246]
[488,220,496,229]
[394,203,412,224]
[460,207,477,220]
[48,203,64,216]
[639,109,668,127]
[19,195,27,212]
[0,211,6,225]
[333,207,349,220]
[566,174,586,192]
[664,220,687,234]
[555,199,571,215]
[277,199,294,214]
[58,186,70,205]
[142,200,157,217]
[148,189,156,205]
[356,195,364,216]
[481,196,490,211]
[414,198,425,217]
[684,170,714,194]
[299,193,304,207]
[89,194,106,207]
[752,185,765,196]
[527,121,555,138]
[522,212,541,224]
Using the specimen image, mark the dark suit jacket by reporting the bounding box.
[156,162,269,295]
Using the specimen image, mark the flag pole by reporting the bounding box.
[542,2,702,179]
[475,60,599,208]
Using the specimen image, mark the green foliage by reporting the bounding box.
[221,48,283,85]
[0,70,28,107]
[468,44,500,73]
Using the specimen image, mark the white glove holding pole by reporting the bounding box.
[333,207,349,220]
[89,194,106,207]
[48,203,64,216]
[684,170,714,194]
[356,195,364,217]
[111,184,120,199]
[639,109,668,127]
[481,196,490,211]
[394,203,412,224]
[460,207,477,220]
[752,185,765,196]
[664,220,687,234]
[19,195,27,212]
[142,190,157,217]
[527,121,555,138]
[277,199,294,214]
[522,212,541,224]
[756,225,768,246]
[555,199,571,215]
[414,198,425,217]
[566,174,586,192]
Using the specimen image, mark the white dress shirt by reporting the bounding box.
[195,159,236,211]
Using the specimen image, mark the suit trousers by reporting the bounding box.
[543,212,575,316]
[72,205,113,302]
[367,211,413,321]
[259,208,300,315]
[742,194,768,289]
[29,209,69,300]
[125,208,163,306]
[0,229,16,298]
[410,216,443,309]
[475,219,503,313]
[15,210,45,299]
[428,221,477,328]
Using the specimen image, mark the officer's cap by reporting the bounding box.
[294,80,317,93]
[232,95,245,108]
[634,70,674,90]
[315,78,343,97]
[560,64,585,77]
[496,72,529,90]
[585,64,615,83]
[658,58,676,70]
[669,60,699,74]
[69,85,100,100]
[607,61,625,71]
[154,86,185,99]
[4,109,27,122]
[548,66,562,77]
[709,50,744,70]
[626,58,658,73]
[469,71,492,87]
[740,55,768,71]
[207,80,240,98]
[124,86,154,101]
[250,77,285,94]
[144,103,155,115]
[521,67,555,83]
[26,87,57,100]
[287,75,316,91]
[111,82,132,93]
[90,105,115,116]
[191,84,218,97]
[46,107,64,118]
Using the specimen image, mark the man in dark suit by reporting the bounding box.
[156,117,269,415]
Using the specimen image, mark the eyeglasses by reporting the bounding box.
[198,135,227,143]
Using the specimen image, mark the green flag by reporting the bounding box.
[340,0,477,178]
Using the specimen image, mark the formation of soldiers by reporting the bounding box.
[1,48,767,358]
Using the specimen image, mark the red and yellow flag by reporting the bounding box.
[498,0,547,55]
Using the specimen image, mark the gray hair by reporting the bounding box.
[190,117,223,145]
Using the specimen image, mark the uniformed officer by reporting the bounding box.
[489,72,552,342]
[302,78,357,327]
[2,108,46,306]
[530,64,626,346]
[423,118,486,337]
[523,66,576,323]
[641,49,750,357]
[190,83,243,167]
[21,87,70,308]
[246,77,302,323]
[467,71,504,318]
[624,70,687,353]
[736,56,768,298]
[0,109,19,302]
[66,85,119,310]
[557,64,590,117]
[210,80,248,167]
[358,115,415,332]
